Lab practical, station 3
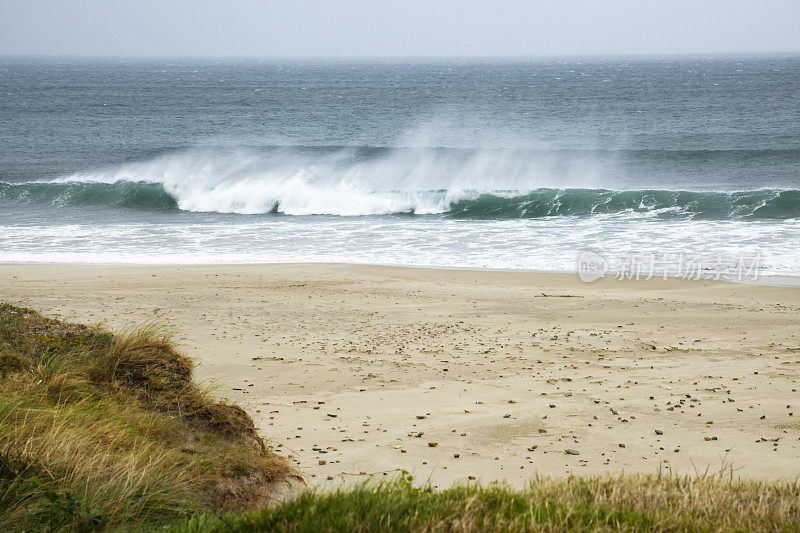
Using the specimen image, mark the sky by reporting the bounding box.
[1,0,799,58]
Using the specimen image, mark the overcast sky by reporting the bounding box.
[1,0,799,58]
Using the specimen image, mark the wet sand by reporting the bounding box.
[1,263,798,486]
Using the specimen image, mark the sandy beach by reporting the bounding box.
[1,263,798,486]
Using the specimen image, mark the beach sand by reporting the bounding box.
[1,263,798,487]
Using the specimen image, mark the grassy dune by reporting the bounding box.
[0,304,296,531]
[1,304,799,532]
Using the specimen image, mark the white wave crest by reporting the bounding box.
[46,145,598,215]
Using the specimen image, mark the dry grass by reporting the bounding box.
[524,471,800,531]
[0,400,190,528]
[97,323,267,450]
[0,304,297,531]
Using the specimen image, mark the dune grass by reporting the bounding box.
[0,304,296,531]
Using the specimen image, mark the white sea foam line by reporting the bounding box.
[1,217,799,276]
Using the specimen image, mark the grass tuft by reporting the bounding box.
[0,304,296,531]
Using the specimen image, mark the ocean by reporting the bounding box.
[1,56,799,277]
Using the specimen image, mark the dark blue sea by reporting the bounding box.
[1,56,798,275]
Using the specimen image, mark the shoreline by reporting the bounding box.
[2,260,799,287]
[2,262,799,486]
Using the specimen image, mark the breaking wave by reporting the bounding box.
[2,146,799,219]
[2,180,798,219]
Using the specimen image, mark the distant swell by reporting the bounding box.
[2,181,799,220]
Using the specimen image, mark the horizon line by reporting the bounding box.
[2,50,800,61]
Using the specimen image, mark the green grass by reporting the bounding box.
[169,470,800,532]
